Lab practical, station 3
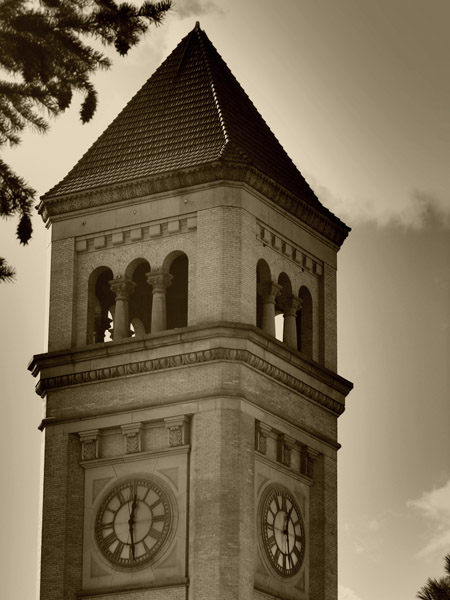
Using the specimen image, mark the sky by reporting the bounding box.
[0,1,449,599]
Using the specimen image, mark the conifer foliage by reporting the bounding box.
[417,554,450,600]
[0,0,171,281]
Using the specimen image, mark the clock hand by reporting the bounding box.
[129,520,135,560]
[283,506,293,551]
[128,495,137,560]
[282,506,293,534]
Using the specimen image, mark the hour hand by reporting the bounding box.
[283,507,292,534]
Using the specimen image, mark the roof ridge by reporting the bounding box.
[195,25,230,154]
[173,22,198,78]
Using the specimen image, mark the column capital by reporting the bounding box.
[146,269,173,293]
[257,281,282,303]
[278,294,302,317]
[109,276,135,300]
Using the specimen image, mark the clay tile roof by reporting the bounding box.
[42,22,334,220]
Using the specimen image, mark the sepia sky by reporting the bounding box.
[1,1,449,599]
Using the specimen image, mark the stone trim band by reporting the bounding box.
[35,347,345,416]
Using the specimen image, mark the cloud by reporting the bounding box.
[368,519,380,532]
[339,584,363,600]
[408,478,450,558]
[310,178,450,231]
[173,0,224,18]
[341,516,385,556]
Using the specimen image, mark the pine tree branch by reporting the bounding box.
[0,0,172,280]
[0,158,35,243]
[0,257,16,282]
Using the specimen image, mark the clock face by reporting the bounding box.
[95,478,172,568]
[260,486,305,578]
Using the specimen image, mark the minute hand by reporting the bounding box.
[283,506,294,548]
[128,497,137,559]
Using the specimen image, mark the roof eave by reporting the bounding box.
[39,161,350,247]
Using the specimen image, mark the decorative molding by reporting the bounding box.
[75,216,197,253]
[39,163,349,247]
[121,422,142,454]
[255,421,272,454]
[164,416,190,447]
[35,347,345,416]
[300,445,319,479]
[277,433,295,467]
[257,223,323,277]
[79,429,101,461]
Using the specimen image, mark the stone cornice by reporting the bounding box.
[39,162,350,248]
[32,346,347,417]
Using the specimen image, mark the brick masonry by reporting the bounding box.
[36,180,351,600]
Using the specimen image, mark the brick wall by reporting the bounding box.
[48,237,76,351]
[40,432,84,599]
[189,405,255,600]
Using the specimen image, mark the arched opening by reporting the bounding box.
[87,267,114,344]
[127,260,152,337]
[297,286,313,358]
[275,272,292,342]
[256,259,271,329]
[166,253,189,330]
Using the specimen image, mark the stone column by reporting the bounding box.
[93,314,111,343]
[109,276,135,340]
[146,269,173,333]
[279,294,302,349]
[257,281,282,337]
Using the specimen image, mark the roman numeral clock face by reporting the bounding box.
[260,486,305,578]
[95,478,172,569]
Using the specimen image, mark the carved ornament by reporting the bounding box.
[35,348,345,416]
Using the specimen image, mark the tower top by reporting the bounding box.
[41,23,349,245]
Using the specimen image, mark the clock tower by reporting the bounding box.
[30,22,352,600]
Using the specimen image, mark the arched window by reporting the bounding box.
[87,267,114,344]
[297,286,313,358]
[127,260,152,337]
[166,253,189,330]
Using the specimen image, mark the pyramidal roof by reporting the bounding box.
[42,23,349,243]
